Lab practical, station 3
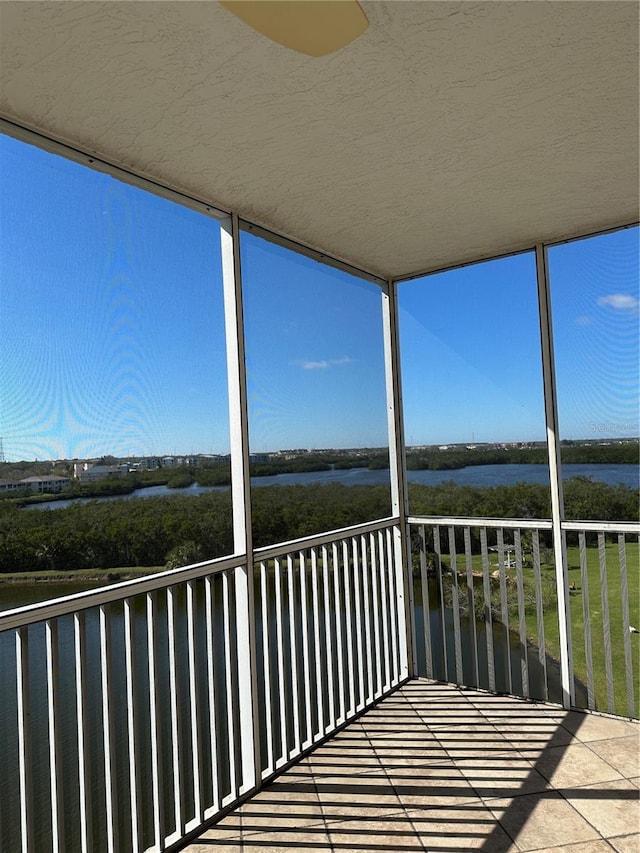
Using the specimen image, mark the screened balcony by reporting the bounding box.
[0,2,638,852]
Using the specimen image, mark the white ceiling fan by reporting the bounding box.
[219,1,369,57]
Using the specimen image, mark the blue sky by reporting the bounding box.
[241,233,387,452]
[0,133,638,461]
[399,230,639,446]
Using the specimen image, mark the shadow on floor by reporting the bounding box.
[183,679,639,853]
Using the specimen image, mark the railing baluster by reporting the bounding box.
[222,571,238,799]
[274,557,287,766]
[299,550,312,749]
[204,575,220,814]
[464,526,479,687]
[167,587,184,837]
[321,545,336,731]
[332,542,346,725]
[514,530,529,699]
[386,526,399,684]
[360,534,374,704]
[286,554,301,756]
[448,526,463,686]
[418,525,433,679]
[480,528,495,693]
[433,526,448,682]
[496,529,512,695]
[99,606,117,853]
[578,532,595,709]
[16,627,34,853]
[124,599,142,850]
[370,532,383,698]
[352,537,366,710]
[187,580,203,827]
[617,534,635,718]
[532,531,548,702]
[74,612,92,853]
[46,619,65,853]
[598,533,615,713]
[378,530,392,691]
[259,562,274,778]
[311,547,325,739]
[147,591,165,848]
[342,539,356,717]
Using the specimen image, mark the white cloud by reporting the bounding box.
[575,315,592,326]
[300,356,352,370]
[597,293,639,312]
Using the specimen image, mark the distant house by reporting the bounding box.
[200,454,231,467]
[19,475,70,494]
[0,479,26,493]
[79,465,128,483]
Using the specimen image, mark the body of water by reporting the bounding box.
[24,463,639,511]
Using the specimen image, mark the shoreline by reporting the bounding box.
[0,567,164,584]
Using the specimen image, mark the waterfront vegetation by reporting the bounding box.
[2,460,637,715]
[0,565,165,584]
[407,442,638,470]
[1,478,637,718]
[1,439,636,507]
[0,479,637,576]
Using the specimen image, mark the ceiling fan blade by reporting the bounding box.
[219,1,369,57]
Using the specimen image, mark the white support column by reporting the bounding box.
[382,280,415,678]
[535,244,574,708]
[220,213,261,793]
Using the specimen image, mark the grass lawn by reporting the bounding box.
[424,538,638,718]
[0,566,165,583]
[558,539,638,718]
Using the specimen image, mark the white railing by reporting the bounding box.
[2,511,636,853]
[254,518,405,780]
[408,515,639,720]
[0,517,406,853]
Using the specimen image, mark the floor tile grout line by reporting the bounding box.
[468,690,600,852]
[182,679,638,852]
[384,684,520,851]
[581,736,639,783]
[401,682,532,852]
[367,699,433,853]
[238,758,335,848]
[306,756,338,851]
[309,730,417,849]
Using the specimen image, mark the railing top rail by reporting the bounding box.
[408,515,639,534]
[408,515,554,530]
[0,552,245,632]
[561,520,640,533]
[254,516,400,562]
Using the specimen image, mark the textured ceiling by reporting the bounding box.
[1,1,638,279]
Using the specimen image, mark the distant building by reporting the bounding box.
[0,479,26,493]
[19,475,70,494]
[79,465,128,483]
[199,454,230,466]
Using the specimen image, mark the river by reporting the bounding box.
[23,462,639,512]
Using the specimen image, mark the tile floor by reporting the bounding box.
[184,679,639,852]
